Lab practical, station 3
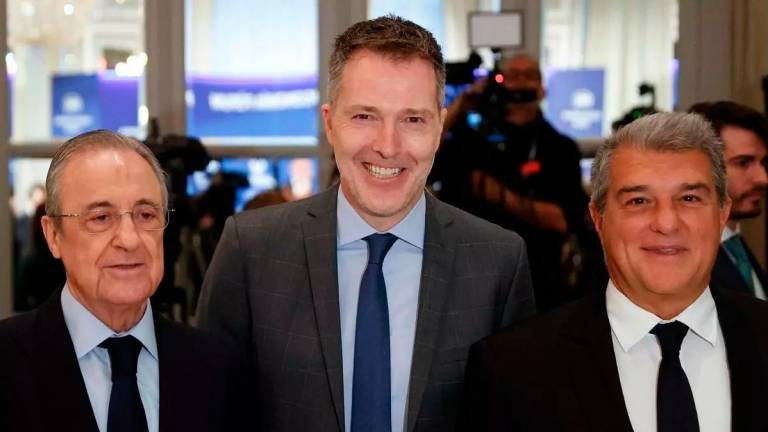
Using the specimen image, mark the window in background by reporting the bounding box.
[9,158,64,312]
[541,0,678,137]
[185,0,319,145]
[187,157,320,213]
[8,0,146,143]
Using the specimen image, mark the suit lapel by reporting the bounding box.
[561,293,634,431]
[303,187,345,431]
[713,246,753,294]
[712,290,768,432]
[156,315,186,432]
[745,245,768,291]
[405,194,458,432]
[22,292,99,431]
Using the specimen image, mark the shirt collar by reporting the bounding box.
[61,283,159,360]
[605,280,719,353]
[721,223,740,242]
[336,187,425,249]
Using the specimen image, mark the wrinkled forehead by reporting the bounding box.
[59,148,163,206]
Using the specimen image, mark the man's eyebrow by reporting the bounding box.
[616,185,648,195]
[680,182,711,192]
[344,104,379,113]
[84,201,115,211]
[135,198,163,208]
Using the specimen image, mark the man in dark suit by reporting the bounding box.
[690,101,768,299]
[461,112,768,431]
[0,130,242,432]
[197,15,536,432]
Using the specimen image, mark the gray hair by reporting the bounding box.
[327,14,446,110]
[591,112,727,214]
[45,129,168,217]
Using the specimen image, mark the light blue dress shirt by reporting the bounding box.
[60,284,160,432]
[337,189,425,432]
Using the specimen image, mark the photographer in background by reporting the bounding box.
[433,53,589,311]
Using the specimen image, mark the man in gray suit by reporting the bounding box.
[197,15,535,432]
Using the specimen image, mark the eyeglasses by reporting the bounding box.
[50,204,173,234]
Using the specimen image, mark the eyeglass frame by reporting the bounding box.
[48,204,174,234]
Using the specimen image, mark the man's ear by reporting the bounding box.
[41,215,62,259]
[588,202,604,239]
[321,103,334,149]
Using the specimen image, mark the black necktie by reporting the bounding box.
[99,335,149,432]
[651,321,699,432]
[351,233,398,432]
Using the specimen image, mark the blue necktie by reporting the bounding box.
[352,233,398,432]
[99,335,148,432]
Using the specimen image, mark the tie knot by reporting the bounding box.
[99,335,143,379]
[364,233,398,265]
[651,321,689,357]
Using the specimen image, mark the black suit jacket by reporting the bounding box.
[197,186,536,432]
[711,242,768,297]
[460,288,768,431]
[0,291,244,432]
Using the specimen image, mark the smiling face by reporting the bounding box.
[721,125,768,222]
[42,148,164,322]
[590,147,730,318]
[322,49,445,230]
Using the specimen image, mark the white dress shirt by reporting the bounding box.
[337,189,425,432]
[60,284,160,432]
[721,224,766,299]
[606,281,731,432]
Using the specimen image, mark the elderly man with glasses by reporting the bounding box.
[0,130,243,432]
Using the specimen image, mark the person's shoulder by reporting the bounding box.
[157,318,237,366]
[429,194,525,245]
[717,289,768,325]
[0,308,41,361]
[477,296,593,360]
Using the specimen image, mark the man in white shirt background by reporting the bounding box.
[690,101,768,299]
[460,112,768,432]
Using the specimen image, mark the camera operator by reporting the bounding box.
[439,53,589,311]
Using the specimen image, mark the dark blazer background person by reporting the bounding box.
[461,113,768,432]
[197,16,535,432]
[0,130,242,432]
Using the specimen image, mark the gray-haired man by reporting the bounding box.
[0,130,242,432]
[461,112,768,432]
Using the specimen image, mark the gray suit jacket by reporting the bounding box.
[197,186,535,432]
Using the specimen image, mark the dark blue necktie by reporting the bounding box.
[99,335,148,432]
[351,233,398,432]
[651,321,699,432]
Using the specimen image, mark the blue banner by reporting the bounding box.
[52,72,138,138]
[544,69,605,139]
[186,76,318,140]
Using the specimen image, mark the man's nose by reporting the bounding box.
[111,212,142,250]
[372,121,401,158]
[649,202,681,234]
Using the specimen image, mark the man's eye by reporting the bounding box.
[353,113,372,120]
[681,195,701,203]
[405,116,424,124]
[137,211,158,221]
[627,197,647,206]
[88,212,112,224]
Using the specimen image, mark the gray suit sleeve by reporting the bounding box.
[196,216,252,348]
[500,237,537,327]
